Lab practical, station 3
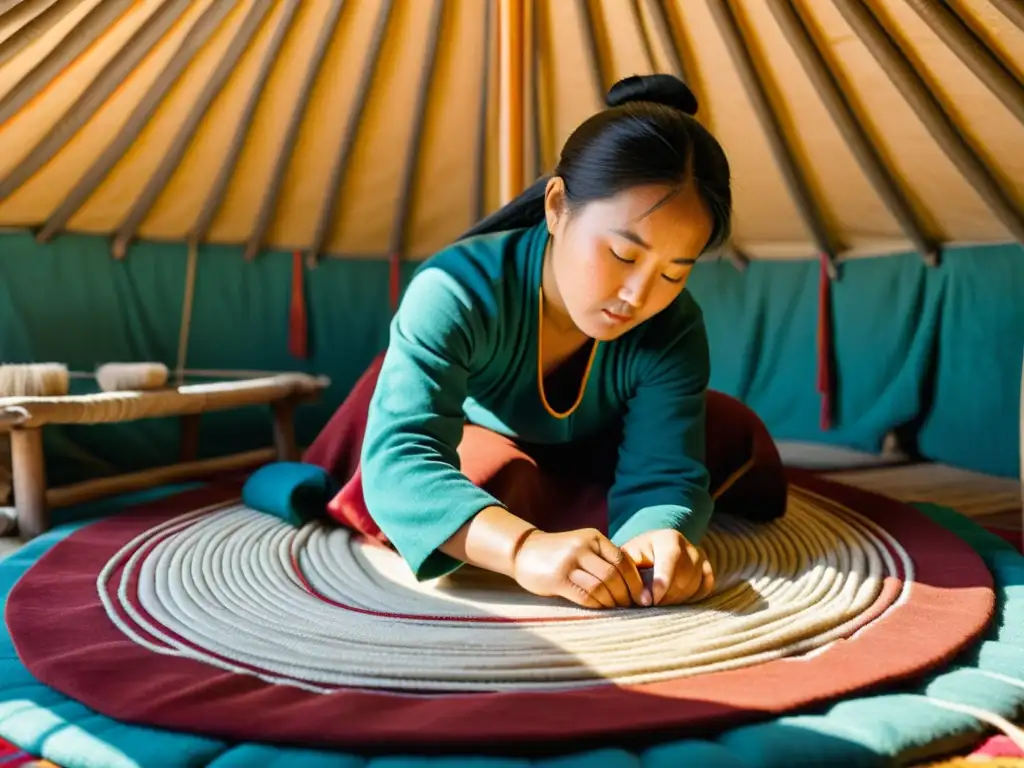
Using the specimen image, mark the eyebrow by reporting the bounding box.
[611,228,698,265]
[611,228,651,250]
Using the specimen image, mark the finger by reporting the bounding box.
[663,547,705,606]
[567,569,616,609]
[651,536,684,606]
[640,568,654,607]
[560,573,604,609]
[662,564,702,606]
[620,540,655,570]
[579,551,631,608]
[596,537,646,607]
[621,540,656,607]
[684,558,716,604]
[618,556,648,607]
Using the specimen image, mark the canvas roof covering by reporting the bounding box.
[0,0,1021,267]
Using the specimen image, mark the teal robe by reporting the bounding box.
[361,222,712,580]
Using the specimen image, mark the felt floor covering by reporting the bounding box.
[3,736,1017,767]
[8,477,992,708]
[0,476,1023,767]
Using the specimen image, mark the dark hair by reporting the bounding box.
[460,74,731,253]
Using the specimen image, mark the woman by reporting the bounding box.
[305,74,787,611]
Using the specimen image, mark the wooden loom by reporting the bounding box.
[0,373,329,540]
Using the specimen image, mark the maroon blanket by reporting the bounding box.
[304,353,788,542]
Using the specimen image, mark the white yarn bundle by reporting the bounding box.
[0,363,70,513]
[95,362,169,392]
[0,362,70,397]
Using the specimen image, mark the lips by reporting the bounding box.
[602,309,631,323]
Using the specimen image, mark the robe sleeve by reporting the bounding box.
[360,265,505,581]
[607,303,713,546]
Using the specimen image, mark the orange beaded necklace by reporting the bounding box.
[536,285,599,419]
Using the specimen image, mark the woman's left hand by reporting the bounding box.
[619,530,714,607]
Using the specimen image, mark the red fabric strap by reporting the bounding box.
[817,252,834,431]
[289,250,308,359]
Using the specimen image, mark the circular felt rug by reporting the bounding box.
[5,472,994,751]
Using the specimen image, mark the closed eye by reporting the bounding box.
[611,248,686,284]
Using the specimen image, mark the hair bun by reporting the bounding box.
[606,74,698,116]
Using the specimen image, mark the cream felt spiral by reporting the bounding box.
[98,486,907,694]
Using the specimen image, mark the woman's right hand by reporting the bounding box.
[511,528,648,609]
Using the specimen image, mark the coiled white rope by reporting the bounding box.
[97,487,910,693]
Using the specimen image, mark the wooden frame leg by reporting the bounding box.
[0,435,11,507]
[180,414,201,462]
[271,398,299,462]
[11,428,48,539]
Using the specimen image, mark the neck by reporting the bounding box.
[540,239,584,337]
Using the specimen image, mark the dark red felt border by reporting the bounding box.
[5,471,995,752]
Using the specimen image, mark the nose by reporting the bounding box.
[619,269,655,309]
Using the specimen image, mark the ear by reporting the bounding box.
[543,176,567,234]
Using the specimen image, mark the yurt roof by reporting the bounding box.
[0,0,1022,267]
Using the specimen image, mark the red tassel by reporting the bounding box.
[816,252,833,431]
[389,252,401,311]
[289,250,308,359]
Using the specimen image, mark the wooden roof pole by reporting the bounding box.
[631,0,657,73]
[36,0,237,244]
[770,0,940,266]
[987,0,1024,34]
[308,0,395,267]
[499,0,525,204]
[244,0,346,261]
[650,0,748,272]
[0,0,136,128]
[0,0,171,197]
[529,0,544,178]
[905,0,1024,125]
[833,0,1024,244]
[647,0,691,85]
[189,0,300,245]
[0,0,76,70]
[387,0,446,309]
[709,0,842,276]
[472,0,495,222]
[113,0,275,259]
[578,0,606,98]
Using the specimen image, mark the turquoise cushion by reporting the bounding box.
[241,462,338,527]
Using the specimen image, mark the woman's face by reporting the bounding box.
[544,179,714,341]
